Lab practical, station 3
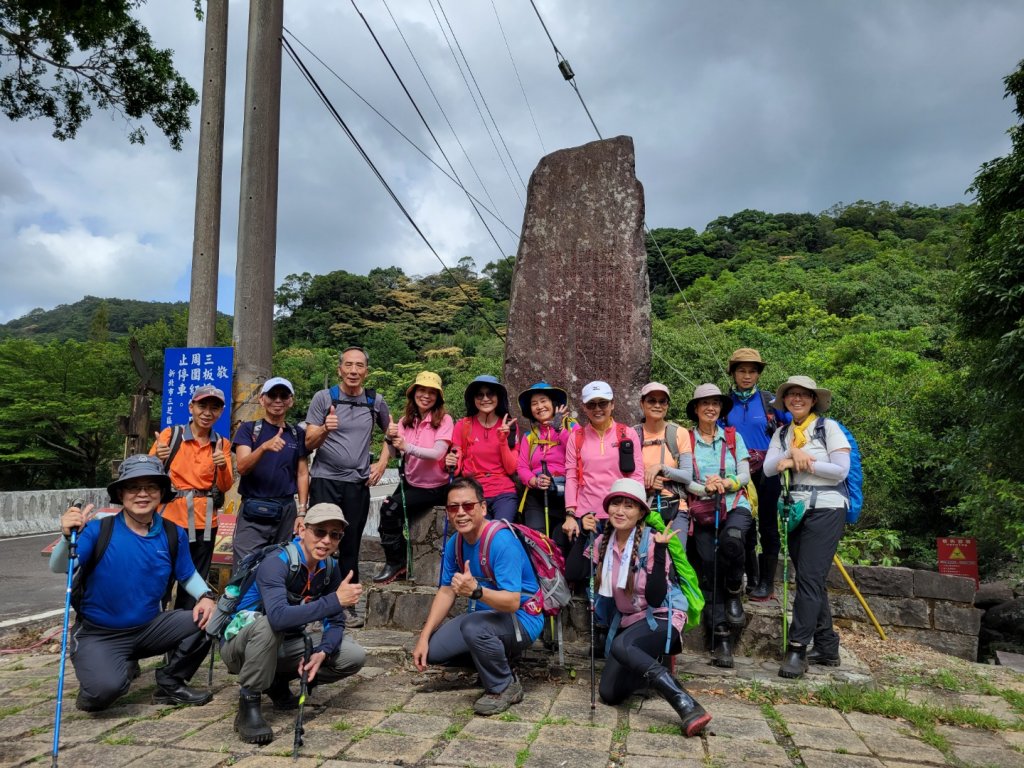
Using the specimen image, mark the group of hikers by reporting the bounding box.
[51,345,854,746]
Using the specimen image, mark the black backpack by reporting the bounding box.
[71,514,179,613]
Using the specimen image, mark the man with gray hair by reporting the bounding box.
[304,346,391,626]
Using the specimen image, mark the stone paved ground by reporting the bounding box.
[1,628,1022,768]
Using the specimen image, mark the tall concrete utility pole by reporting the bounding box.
[232,0,283,427]
[187,0,229,347]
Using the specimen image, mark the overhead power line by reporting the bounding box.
[490,0,546,155]
[281,35,506,342]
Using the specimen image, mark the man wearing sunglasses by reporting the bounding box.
[220,502,366,745]
[412,477,542,716]
[231,377,310,565]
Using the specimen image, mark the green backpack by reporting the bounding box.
[644,510,705,630]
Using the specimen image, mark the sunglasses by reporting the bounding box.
[122,483,161,496]
[308,527,343,541]
[264,390,293,401]
[445,501,482,514]
[584,399,611,410]
[474,390,496,400]
[644,398,669,406]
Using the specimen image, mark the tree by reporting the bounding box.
[482,256,514,302]
[0,0,198,148]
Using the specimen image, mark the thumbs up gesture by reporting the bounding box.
[335,569,363,607]
[265,426,286,453]
[450,558,479,597]
[153,430,170,461]
[212,440,227,467]
[386,417,399,441]
[324,405,338,432]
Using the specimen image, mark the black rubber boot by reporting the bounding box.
[744,549,760,594]
[235,689,274,744]
[265,678,299,710]
[724,587,746,627]
[750,554,777,602]
[372,561,408,585]
[644,665,712,737]
[808,646,841,667]
[779,642,808,679]
[710,626,734,668]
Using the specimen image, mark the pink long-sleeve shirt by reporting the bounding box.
[564,421,643,519]
[517,424,574,485]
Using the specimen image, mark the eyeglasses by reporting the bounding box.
[445,501,482,514]
[584,399,611,410]
[122,483,161,496]
[785,391,814,401]
[474,390,496,400]
[644,398,669,406]
[308,527,343,541]
[264,391,293,401]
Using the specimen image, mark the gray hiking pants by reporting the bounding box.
[220,613,366,691]
[426,611,533,693]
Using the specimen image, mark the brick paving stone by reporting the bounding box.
[121,746,228,768]
[956,694,1020,724]
[692,693,764,719]
[176,714,285,751]
[623,758,705,768]
[159,699,236,722]
[458,717,535,742]
[321,762,403,768]
[799,749,885,768]
[0,713,51,739]
[0,739,49,766]
[332,681,415,712]
[935,723,1011,747]
[55,742,155,765]
[777,703,850,729]
[789,724,871,756]
[546,696,617,728]
[1002,730,1024,749]
[522,741,608,768]
[341,731,434,764]
[625,730,705,759]
[436,736,522,768]
[859,732,946,764]
[627,700,687,732]
[844,712,914,737]
[405,688,480,714]
[949,744,1024,768]
[229,756,320,767]
[704,714,775,742]
[289,720,363,760]
[376,711,452,738]
[313,709,385,733]
[533,722,613,750]
[30,713,142,746]
[706,739,792,766]
[505,683,557,721]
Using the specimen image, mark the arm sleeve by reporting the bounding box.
[813,450,851,482]
[183,571,209,600]
[735,459,751,488]
[50,521,97,574]
[305,390,328,428]
[645,542,668,608]
[452,419,467,475]
[517,435,534,485]
[564,530,591,583]
[564,431,579,511]
[173,525,198,582]
[661,454,692,484]
[404,438,449,461]
[763,432,785,477]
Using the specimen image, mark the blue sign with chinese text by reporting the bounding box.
[162,347,233,435]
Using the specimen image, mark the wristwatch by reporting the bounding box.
[469,585,483,601]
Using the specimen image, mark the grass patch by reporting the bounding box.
[537,715,570,726]
[514,746,530,768]
[0,705,26,718]
[611,721,630,742]
[514,721,542,768]
[332,720,352,731]
[441,722,464,740]
[497,711,523,722]
[735,680,783,705]
[647,723,683,736]
[384,703,404,715]
[350,726,374,743]
[761,703,790,737]
[102,734,135,746]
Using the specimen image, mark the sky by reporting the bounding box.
[1,0,1022,324]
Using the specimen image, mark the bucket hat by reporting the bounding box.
[406,371,444,403]
[517,381,568,421]
[727,348,766,375]
[775,375,831,414]
[464,375,510,417]
[108,453,174,504]
[602,478,651,515]
[686,383,733,422]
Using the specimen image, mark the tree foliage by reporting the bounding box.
[0,0,197,148]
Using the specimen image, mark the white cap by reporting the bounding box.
[581,380,614,403]
[260,376,295,395]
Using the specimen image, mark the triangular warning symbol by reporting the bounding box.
[949,547,966,560]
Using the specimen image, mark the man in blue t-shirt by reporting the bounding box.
[231,376,310,566]
[412,476,541,716]
[49,454,216,711]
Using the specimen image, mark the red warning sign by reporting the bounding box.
[937,537,979,588]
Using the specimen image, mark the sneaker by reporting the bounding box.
[473,678,524,716]
[345,605,364,628]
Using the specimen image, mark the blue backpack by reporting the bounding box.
[779,417,863,524]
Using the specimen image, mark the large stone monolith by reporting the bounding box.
[504,136,650,425]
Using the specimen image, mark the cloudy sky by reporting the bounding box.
[1,0,1022,323]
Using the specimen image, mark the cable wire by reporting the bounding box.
[652,348,698,391]
[282,27,520,241]
[282,36,506,343]
[490,0,545,155]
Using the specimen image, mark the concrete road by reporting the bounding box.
[0,531,67,628]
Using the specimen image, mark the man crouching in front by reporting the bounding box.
[412,476,541,715]
[220,503,366,744]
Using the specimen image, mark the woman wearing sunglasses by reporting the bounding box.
[563,381,643,540]
[446,375,519,521]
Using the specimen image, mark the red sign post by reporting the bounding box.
[937,537,979,588]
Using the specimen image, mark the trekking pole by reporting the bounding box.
[780,471,792,650]
[399,456,412,581]
[207,641,215,687]
[540,460,557,651]
[292,633,313,759]
[712,493,722,634]
[833,555,886,640]
[52,499,83,768]
[588,527,596,711]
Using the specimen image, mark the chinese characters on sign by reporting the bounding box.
[937,537,979,589]
[162,347,233,435]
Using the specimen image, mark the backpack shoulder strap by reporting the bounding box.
[87,514,117,577]
[160,516,181,593]
[690,429,701,481]
[574,427,586,488]
[814,416,828,444]
[476,521,502,583]
[330,385,341,404]
[665,423,680,462]
[365,388,377,409]
[251,419,263,442]
[725,426,738,463]
[164,425,185,471]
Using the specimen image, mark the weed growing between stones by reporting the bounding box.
[101,734,135,745]
[0,705,26,717]
[760,702,791,737]
[647,723,683,736]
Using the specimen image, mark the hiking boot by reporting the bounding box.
[153,681,213,706]
[75,692,106,712]
[724,588,746,627]
[644,665,712,737]
[744,549,759,595]
[235,689,274,744]
[345,605,364,628]
[372,562,407,585]
[749,554,777,602]
[779,642,808,679]
[710,627,734,668]
[473,677,524,716]
[808,646,841,667]
[266,680,299,710]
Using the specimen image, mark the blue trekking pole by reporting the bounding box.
[52,499,83,768]
[588,527,596,710]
